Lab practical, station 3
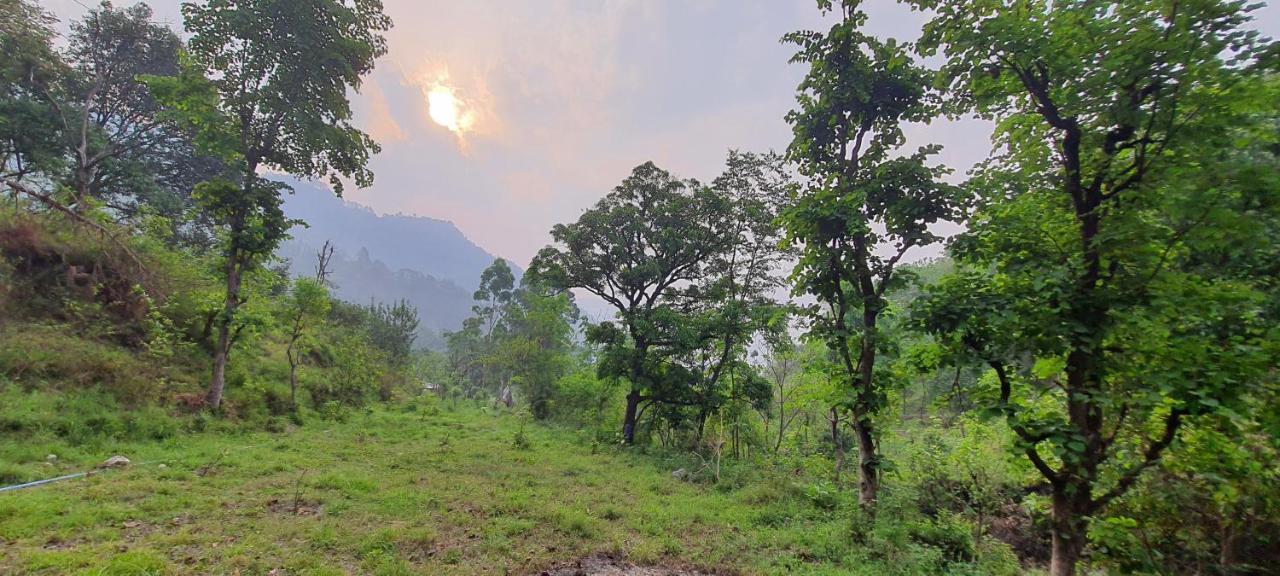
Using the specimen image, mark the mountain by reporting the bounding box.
[275,179,518,349]
[278,179,520,289]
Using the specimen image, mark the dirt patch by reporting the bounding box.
[538,555,714,576]
[265,497,323,516]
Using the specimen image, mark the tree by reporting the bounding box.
[910,1,1278,573]
[366,299,419,368]
[284,240,334,409]
[0,0,68,184]
[760,312,801,453]
[148,0,391,409]
[466,258,517,399]
[64,2,185,212]
[684,151,793,441]
[780,0,962,507]
[530,161,736,444]
[501,278,580,419]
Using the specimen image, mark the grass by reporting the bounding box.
[0,402,859,575]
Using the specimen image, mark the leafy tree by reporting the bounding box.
[0,0,68,184]
[472,258,516,339]
[683,151,793,441]
[465,258,517,398]
[500,279,580,419]
[283,240,334,409]
[530,161,736,444]
[910,1,1278,573]
[63,2,188,213]
[147,0,391,409]
[781,0,962,507]
[366,299,419,368]
[760,312,801,453]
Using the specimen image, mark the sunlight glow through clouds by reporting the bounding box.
[426,83,474,135]
[410,64,491,149]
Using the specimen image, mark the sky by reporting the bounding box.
[44,0,1279,269]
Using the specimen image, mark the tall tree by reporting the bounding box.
[467,258,517,400]
[500,277,580,419]
[780,0,962,507]
[148,0,391,409]
[530,161,735,444]
[685,151,793,439]
[0,0,67,184]
[64,2,184,212]
[910,1,1278,574]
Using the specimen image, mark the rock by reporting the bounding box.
[671,468,687,480]
[45,454,57,462]
[101,455,131,468]
[157,464,168,469]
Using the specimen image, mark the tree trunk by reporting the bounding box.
[831,408,844,486]
[287,343,299,409]
[206,254,243,410]
[852,413,878,507]
[1049,494,1088,576]
[622,389,641,444]
[208,343,229,409]
[776,386,786,452]
[853,306,881,507]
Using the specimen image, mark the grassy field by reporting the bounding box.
[0,400,946,576]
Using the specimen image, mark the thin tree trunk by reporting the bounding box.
[776,385,786,452]
[207,251,243,410]
[853,306,881,507]
[830,408,844,486]
[287,343,299,409]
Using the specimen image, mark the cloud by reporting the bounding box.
[44,0,1280,272]
[357,80,408,145]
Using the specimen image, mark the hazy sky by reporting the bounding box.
[44,0,1279,268]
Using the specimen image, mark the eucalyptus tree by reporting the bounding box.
[147,0,391,409]
[466,258,517,398]
[910,1,1278,573]
[780,0,962,507]
[530,161,736,444]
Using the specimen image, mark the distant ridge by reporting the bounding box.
[278,179,521,291]
[275,178,521,349]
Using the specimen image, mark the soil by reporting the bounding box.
[538,555,715,576]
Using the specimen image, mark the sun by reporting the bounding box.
[426,84,474,136]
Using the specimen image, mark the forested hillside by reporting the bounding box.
[1,1,1277,575]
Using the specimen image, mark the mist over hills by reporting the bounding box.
[276,179,521,348]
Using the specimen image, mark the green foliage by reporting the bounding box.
[910,0,1279,571]
[308,334,384,408]
[0,0,69,182]
[530,154,790,443]
[781,0,964,506]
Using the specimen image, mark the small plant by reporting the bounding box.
[805,481,840,511]
[319,400,348,422]
[512,408,532,450]
[292,470,310,514]
[512,427,530,450]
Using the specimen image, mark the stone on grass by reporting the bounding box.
[101,455,131,468]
